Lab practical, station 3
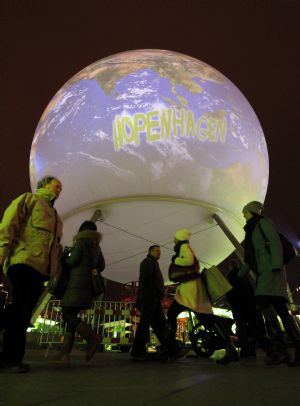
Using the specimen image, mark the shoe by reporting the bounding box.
[76,322,101,362]
[0,362,30,373]
[216,347,239,365]
[169,347,189,361]
[240,348,256,358]
[48,333,74,365]
[131,354,151,362]
[264,352,290,365]
[288,348,300,367]
[159,345,189,363]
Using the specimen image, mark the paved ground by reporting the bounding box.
[1,348,299,406]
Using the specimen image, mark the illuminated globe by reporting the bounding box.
[30,49,268,283]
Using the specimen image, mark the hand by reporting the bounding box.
[272,268,282,273]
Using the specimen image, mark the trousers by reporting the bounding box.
[1,264,45,364]
[131,296,166,356]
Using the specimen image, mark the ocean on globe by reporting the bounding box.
[30,49,269,283]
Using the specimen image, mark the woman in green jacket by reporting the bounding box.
[239,201,300,366]
[49,220,105,365]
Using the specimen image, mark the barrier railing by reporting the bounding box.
[38,299,141,349]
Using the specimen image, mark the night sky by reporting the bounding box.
[1,0,299,290]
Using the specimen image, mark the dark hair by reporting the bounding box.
[79,221,97,232]
[37,176,59,189]
[148,245,160,254]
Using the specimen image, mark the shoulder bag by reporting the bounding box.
[47,256,71,299]
[168,258,200,283]
[201,266,232,303]
[91,269,106,297]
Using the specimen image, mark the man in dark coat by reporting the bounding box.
[131,245,166,361]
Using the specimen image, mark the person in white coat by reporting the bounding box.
[164,229,239,364]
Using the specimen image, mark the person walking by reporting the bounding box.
[226,259,266,357]
[49,220,105,365]
[130,245,166,361]
[164,229,239,364]
[239,200,300,366]
[0,176,63,373]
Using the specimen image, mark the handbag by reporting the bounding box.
[168,259,200,283]
[201,266,232,303]
[47,257,70,299]
[91,269,106,297]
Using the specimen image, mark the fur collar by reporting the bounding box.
[73,230,102,244]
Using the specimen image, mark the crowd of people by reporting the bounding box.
[0,176,299,373]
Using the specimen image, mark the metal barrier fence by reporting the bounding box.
[38,299,142,349]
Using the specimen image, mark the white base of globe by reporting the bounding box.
[61,196,245,284]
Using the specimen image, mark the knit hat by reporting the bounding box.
[243,201,263,215]
[174,229,191,241]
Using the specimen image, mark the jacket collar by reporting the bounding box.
[35,188,56,205]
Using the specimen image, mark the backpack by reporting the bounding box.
[258,222,296,264]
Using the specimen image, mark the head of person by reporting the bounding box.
[79,221,97,232]
[37,176,62,199]
[148,245,161,260]
[174,229,191,244]
[242,201,263,221]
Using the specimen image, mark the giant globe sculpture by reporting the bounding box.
[30,49,269,283]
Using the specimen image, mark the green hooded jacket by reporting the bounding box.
[239,217,288,299]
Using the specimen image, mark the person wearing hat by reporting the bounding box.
[239,201,300,366]
[163,229,239,364]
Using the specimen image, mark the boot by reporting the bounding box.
[158,323,188,363]
[213,319,239,365]
[48,333,74,365]
[76,322,101,362]
[280,313,300,367]
[264,341,290,365]
[288,348,300,367]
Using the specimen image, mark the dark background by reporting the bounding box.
[0,0,299,294]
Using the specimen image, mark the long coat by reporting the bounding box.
[0,189,63,278]
[174,242,212,314]
[61,230,105,308]
[239,217,288,299]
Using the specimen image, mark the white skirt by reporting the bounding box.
[174,278,212,314]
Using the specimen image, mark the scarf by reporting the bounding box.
[173,240,189,260]
[244,214,263,274]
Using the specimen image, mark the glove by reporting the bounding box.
[272,268,282,273]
